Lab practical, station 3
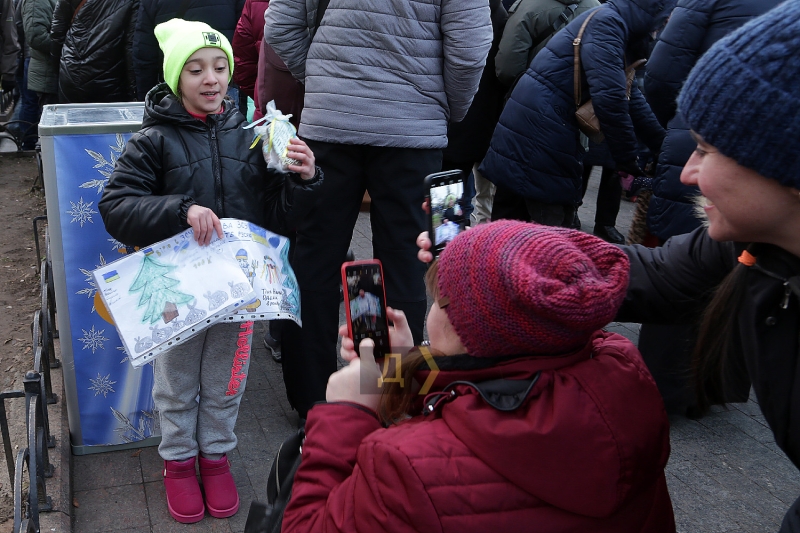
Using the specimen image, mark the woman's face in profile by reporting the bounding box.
[681,134,800,245]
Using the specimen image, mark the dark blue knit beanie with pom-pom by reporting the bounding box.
[678,0,800,189]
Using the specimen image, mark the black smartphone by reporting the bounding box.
[424,170,466,257]
[341,259,390,358]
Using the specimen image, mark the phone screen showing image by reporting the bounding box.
[430,177,466,254]
[343,262,389,357]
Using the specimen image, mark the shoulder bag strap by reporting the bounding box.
[315,0,330,29]
[573,8,600,107]
[503,3,579,100]
[625,58,647,99]
[71,0,89,24]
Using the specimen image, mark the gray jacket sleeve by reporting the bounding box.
[263,0,311,82]
[441,0,492,122]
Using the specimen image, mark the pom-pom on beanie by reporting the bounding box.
[437,221,630,357]
[678,0,800,189]
[154,18,234,96]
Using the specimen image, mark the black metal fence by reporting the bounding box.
[0,218,60,533]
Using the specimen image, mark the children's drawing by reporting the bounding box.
[93,225,256,367]
[219,219,302,325]
[130,254,195,325]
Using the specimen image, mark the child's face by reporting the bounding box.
[178,47,229,116]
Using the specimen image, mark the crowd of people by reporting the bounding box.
[5,0,799,530]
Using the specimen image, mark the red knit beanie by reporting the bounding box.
[437,220,630,357]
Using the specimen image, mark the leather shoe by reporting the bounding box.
[593,225,626,245]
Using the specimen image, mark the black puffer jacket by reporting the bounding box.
[99,83,322,247]
[480,0,668,206]
[133,0,244,100]
[643,0,782,240]
[50,0,138,103]
[620,227,800,530]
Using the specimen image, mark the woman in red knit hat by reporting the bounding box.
[281,220,675,533]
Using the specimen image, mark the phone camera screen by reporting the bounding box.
[344,264,389,355]
[431,179,466,251]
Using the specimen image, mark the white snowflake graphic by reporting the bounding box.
[66,198,97,227]
[88,373,116,397]
[108,238,126,252]
[112,407,156,442]
[79,325,109,353]
[76,253,107,309]
[80,134,125,194]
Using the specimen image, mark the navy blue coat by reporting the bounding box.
[132,0,244,100]
[644,0,782,240]
[480,0,668,206]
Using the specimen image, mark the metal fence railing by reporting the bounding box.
[1,217,58,533]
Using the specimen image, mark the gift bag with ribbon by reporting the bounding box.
[245,100,299,173]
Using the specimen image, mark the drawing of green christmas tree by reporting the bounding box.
[129,255,193,324]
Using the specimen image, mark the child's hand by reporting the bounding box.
[416,231,433,264]
[187,204,223,246]
[327,338,382,412]
[337,306,413,357]
[286,137,316,180]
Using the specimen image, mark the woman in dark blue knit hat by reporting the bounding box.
[420,1,800,528]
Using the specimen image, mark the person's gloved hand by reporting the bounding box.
[2,78,15,93]
[619,170,653,196]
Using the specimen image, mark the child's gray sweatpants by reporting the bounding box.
[153,320,253,461]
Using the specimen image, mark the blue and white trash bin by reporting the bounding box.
[39,103,161,454]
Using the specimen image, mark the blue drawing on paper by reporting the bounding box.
[54,134,157,447]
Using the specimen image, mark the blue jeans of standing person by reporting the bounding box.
[12,58,40,150]
[17,58,40,149]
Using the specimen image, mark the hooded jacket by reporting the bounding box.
[643,0,783,241]
[264,0,493,149]
[480,0,668,206]
[50,0,138,103]
[99,83,322,247]
[22,0,57,95]
[132,0,244,100]
[495,0,600,88]
[283,331,675,533]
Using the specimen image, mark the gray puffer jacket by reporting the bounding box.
[264,0,492,149]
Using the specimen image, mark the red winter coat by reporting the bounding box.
[283,331,675,533]
[232,0,269,99]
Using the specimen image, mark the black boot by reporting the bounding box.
[593,225,625,245]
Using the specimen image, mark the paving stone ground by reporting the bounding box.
[61,171,800,532]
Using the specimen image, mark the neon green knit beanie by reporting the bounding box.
[154,18,234,96]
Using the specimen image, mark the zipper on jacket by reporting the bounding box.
[209,123,223,215]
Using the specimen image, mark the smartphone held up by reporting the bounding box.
[424,170,466,257]
[341,260,390,358]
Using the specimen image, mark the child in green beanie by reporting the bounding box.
[98,18,322,524]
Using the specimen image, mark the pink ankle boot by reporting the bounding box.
[199,455,239,518]
[163,457,204,523]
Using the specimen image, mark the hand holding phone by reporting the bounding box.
[341,259,390,358]
[424,170,466,257]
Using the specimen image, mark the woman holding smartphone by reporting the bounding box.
[281,219,675,532]
[420,3,799,529]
